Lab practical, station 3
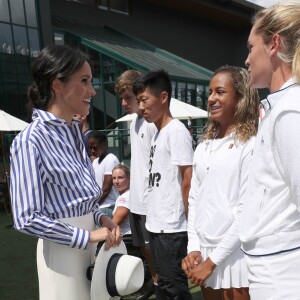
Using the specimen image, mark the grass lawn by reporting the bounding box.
[0,210,203,299]
[0,210,39,300]
[148,282,202,299]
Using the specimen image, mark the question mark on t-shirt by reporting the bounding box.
[156,172,161,187]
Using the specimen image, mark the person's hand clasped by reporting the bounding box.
[187,257,216,287]
[89,227,115,250]
[112,225,122,247]
[182,251,202,276]
[97,215,123,249]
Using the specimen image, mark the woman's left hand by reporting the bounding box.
[188,257,216,287]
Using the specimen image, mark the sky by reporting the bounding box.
[246,0,300,7]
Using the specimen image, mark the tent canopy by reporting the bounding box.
[0,110,29,174]
[0,110,29,131]
[116,98,208,122]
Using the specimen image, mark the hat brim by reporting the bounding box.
[91,241,127,300]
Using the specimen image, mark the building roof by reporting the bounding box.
[52,17,213,82]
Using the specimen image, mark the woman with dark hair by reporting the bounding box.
[87,130,119,216]
[10,44,121,300]
[182,65,259,300]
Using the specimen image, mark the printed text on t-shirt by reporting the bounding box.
[149,145,161,188]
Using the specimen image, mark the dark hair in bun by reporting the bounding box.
[27,44,88,118]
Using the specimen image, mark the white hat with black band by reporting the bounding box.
[91,240,144,300]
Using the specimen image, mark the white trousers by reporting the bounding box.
[244,248,300,300]
[37,214,97,300]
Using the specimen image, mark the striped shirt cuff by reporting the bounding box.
[71,227,90,249]
[94,209,106,227]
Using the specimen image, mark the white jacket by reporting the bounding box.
[240,78,300,256]
[188,134,255,265]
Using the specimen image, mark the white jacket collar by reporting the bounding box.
[262,77,298,112]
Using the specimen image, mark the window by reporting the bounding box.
[10,0,26,25]
[196,84,209,110]
[83,0,96,5]
[0,0,40,123]
[115,61,128,78]
[97,0,130,14]
[13,25,29,55]
[0,0,10,22]
[110,0,129,13]
[65,0,89,4]
[187,83,196,105]
[64,0,130,14]
[97,0,108,10]
[177,82,187,102]
[102,54,114,84]
[0,0,40,57]
[28,28,40,57]
[25,0,37,27]
[54,32,65,45]
[87,48,101,85]
[0,23,14,54]
[171,82,176,99]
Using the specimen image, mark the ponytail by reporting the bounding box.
[292,43,300,83]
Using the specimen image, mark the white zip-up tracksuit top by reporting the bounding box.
[188,134,255,265]
[240,78,300,256]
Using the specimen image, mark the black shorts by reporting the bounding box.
[129,212,150,248]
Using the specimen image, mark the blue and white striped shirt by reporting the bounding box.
[10,109,104,249]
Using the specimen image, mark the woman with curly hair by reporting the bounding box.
[182,65,259,300]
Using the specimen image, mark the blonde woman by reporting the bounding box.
[182,65,259,300]
[111,164,131,236]
[239,3,300,299]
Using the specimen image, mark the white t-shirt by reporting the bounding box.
[145,119,193,233]
[129,116,157,214]
[113,190,131,235]
[92,153,119,208]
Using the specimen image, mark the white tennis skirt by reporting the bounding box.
[37,214,97,300]
[244,247,300,300]
[201,246,249,289]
